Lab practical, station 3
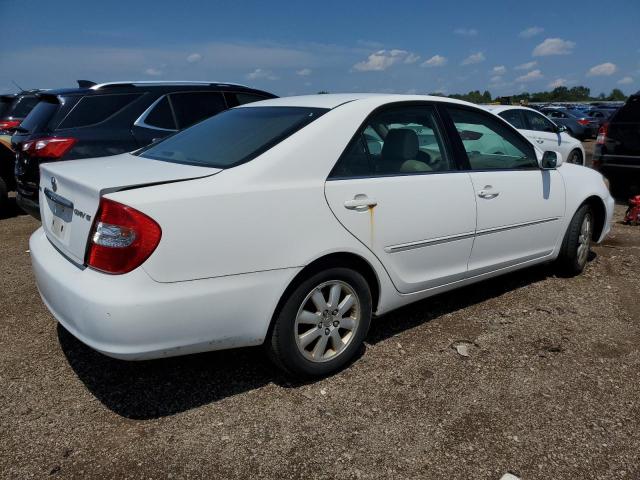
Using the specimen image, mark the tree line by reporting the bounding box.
[439,86,627,104]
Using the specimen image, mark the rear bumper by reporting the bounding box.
[30,228,298,360]
[16,192,41,219]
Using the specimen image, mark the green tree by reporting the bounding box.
[607,89,626,101]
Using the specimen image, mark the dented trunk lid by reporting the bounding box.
[39,153,219,265]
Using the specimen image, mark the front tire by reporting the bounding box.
[557,204,593,276]
[268,267,372,378]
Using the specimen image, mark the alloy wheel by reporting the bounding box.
[294,280,361,363]
[577,213,592,267]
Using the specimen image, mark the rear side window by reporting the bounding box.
[58,93,140,129]
[138,106,327,168]
[169,92,226,129]
[144,96,177,130]
[235,93,268,105]
[18,99,60,133]
[498,110,526,129]
[523,110,557,133]
[447,106,538,170]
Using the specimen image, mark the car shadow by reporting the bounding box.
[58,261,584,420]
[0,196,27,220]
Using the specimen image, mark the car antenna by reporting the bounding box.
[11,80,24,92]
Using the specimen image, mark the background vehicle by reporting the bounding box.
[593,92,640,197]
[586,108,617,130]
[12,81,276,218]
[30,94,613,378]
[483,105,585,165]
[540,107,599,139]
[0,90,44,213]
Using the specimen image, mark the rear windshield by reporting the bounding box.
[10,95,40,118]
[138,106,327,168]
[18,99,60,133]
[611,96,639,123]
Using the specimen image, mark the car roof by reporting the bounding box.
[239,93,476,110]
[40,81,274,97]
[480,104,540,114]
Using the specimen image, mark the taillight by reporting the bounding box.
[86,198,162,274]
[596,123,608,145]
[0,120,20,130]
[22,137,76,159]
[577,119,590,126]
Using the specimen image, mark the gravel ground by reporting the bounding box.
[1,143,639,479]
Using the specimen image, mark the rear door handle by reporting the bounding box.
[344,194,377,210]
[478,186,500,200]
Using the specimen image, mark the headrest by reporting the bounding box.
[381,128,419,161]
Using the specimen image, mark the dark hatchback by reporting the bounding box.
[12,81,276,218]
[593,92,640,196]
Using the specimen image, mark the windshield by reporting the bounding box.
[138,106,328,168]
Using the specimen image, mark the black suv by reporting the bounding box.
[12,81,276,218]
[593,92,640,197]
[1,90,44,212]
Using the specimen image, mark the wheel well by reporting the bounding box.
[267,253,381,338]
[584,195,606,241]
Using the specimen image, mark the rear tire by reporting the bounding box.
[268,267,372,378]
[557,204,593,276]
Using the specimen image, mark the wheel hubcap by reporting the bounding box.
[577,214,592,266]
[294,280,361,363]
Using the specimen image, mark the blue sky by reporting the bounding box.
[0,0,638,97]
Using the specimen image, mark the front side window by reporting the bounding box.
[330,105,451,178]
[523,110,557,133]
[169,92,226,129]
[498,109,526,129]
[447,106,538,170]
[138,106,327,168]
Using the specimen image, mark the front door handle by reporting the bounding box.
[344,194,377,210]
[478,186,500,200]
[535,138,544,144]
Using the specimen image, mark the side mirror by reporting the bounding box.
[541,151,560,169]
[556,124,567,133]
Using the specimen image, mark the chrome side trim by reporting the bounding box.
[476,217,560,237]
[384,217,560,253]
[385,231,475,253]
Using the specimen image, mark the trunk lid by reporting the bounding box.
[40,153,219,265]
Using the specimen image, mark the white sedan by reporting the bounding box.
[482,105,586,165]
[31,94,614,377]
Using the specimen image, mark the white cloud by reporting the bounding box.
[532,38,575,56]
[587,62,617,77]
[144,67,162,76]
[490,75,503,83]
[548,78,568,88]
[186,53,202,63]
[519,26,544,38]
[421,54,447,67]
[491,65,507,75]
[618,76,633,85]
[404,53,421,64]
[296,68,312,76]
[454,28,478,36]
[516,69,543,82]
[515,61,537,70]
[246,68,278,80]
[461,52,485,66]
[352,49,418,71]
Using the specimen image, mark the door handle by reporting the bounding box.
[478,186,500,199]
[535,138,544,144]
[344,194,377,210]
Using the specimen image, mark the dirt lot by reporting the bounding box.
[1,143,639,479]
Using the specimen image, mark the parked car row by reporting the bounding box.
[26,91,615,377]
[1,80,276,215]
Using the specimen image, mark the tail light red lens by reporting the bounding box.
[577,119,590,126]
[22,137,76,159]
[596,123,608,145]
[86,198,162,274]
[0,120,21,130]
